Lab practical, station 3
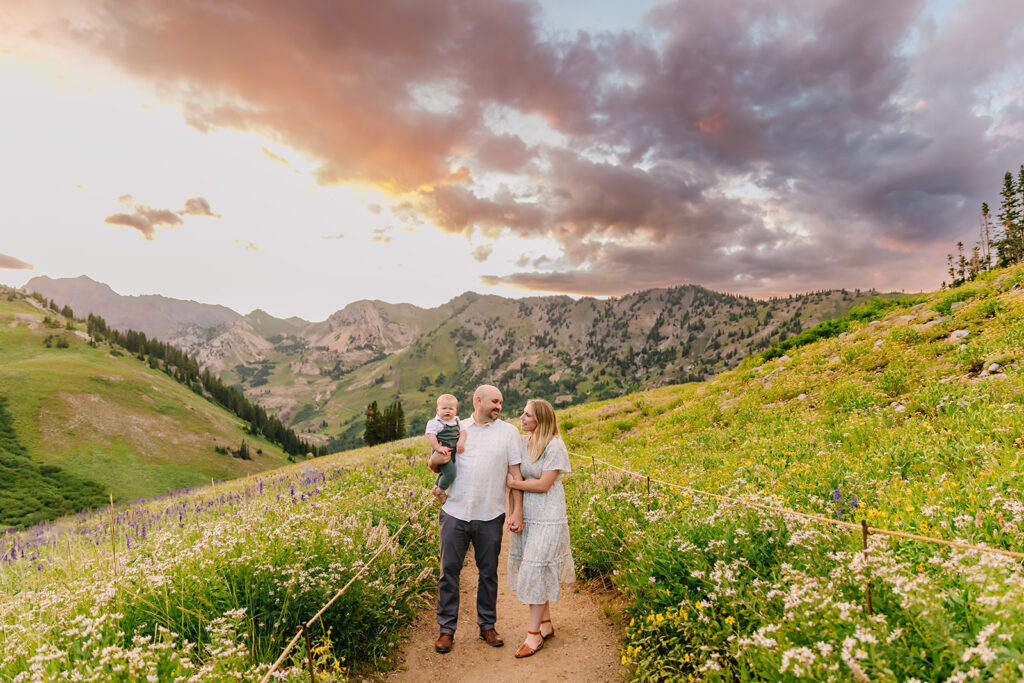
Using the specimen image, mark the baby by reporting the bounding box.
[425,393,467,504]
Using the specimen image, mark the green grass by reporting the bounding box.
[0,297,290,520]
[4,268,1024,680]
[558,264,1024,681]
[0,440,437,680]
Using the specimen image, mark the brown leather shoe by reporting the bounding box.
[514,631,544,658]
[479,627,504,647]
[435,632,453,654]
[540,619,555,640]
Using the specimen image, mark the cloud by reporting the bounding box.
[471,244,493,262]
[261,146,292,167]
[181,196,221,218]
[234,240,262,252]
[104,204,183,240]
[105,195,219,240]
[45,0,1024,294]
[0,253,33,270]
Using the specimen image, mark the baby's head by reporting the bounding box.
[436,394,458,421]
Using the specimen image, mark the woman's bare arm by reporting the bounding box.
[506,469,559,494]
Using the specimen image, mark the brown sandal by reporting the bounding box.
[540,619,555,640]
[514,631,544,658]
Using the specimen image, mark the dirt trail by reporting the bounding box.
[387,526,625,682]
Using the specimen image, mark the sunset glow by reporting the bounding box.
[2,0,1022,318]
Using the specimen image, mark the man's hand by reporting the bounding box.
[507,512,523,533]
[428,448,452,468]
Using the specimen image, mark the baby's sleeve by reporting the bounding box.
[424,418,442,435]
[542,439,571,473]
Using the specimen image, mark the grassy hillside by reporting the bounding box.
[2,265,1022,680]
[311,287,894,450]
[558,264,1024,680]
[0,439,435,680]
[0,291,291,526]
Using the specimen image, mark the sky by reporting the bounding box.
[1,0,1022,321]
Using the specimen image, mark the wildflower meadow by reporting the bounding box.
[560,265,1024,681]
[0,444,438,681]
[3,265,1024,682]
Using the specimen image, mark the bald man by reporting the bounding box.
[427,384,524,654]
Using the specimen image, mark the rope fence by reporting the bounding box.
[261,447,1021,681]
[259,495,435,683]
[577,451,1024,561]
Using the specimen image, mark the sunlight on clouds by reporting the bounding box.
[407,81,463,114]
[482,103,570,150]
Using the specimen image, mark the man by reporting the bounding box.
[428,384,524,654]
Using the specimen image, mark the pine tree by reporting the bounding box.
[363,401,381,446]
[955,241,967,284]
[979,202,993,268]
[996,171,1022,266]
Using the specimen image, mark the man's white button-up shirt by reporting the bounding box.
[441,417,523,522]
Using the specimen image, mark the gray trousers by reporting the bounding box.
[437,509,504,635]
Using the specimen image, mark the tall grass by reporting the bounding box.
[0,443,438,681]
[561,265,1024,681]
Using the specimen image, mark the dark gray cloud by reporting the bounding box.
[53,0,1024,294]
[0,253,33,270]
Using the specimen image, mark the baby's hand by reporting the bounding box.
[456,442,465,454]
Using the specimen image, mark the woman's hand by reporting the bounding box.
[506,472,517,489]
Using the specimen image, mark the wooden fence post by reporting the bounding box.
[861,519,873,617]
[300,622,316,683]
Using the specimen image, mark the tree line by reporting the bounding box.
[946,164,1024,287]
[82,311,327,458]
[362,400,405,446]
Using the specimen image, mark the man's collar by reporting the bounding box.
[466,416,503,428]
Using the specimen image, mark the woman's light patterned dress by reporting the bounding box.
[508,436,575,604]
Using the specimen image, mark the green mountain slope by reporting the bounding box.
[29,276,894,451]
[0,291,290,527]
[556,264,1024,679]
[313,286,895,449]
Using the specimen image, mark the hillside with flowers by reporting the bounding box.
[558,263,1024,680]
[2,266,1023,681]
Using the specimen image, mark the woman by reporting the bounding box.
[506,398,575,659]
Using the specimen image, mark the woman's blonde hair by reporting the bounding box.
[526,399,559,462]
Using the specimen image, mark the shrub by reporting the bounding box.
[876,366,909,397]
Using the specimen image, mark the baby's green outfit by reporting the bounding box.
[426,415,459,490]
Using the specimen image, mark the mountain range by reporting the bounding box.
[26,275,892,449]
